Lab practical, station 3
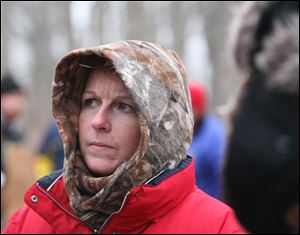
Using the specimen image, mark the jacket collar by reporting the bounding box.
[25,170,92,233]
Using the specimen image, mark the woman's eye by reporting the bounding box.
[83,98,98,107]
[118,103,134,112]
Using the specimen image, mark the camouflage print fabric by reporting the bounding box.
[52,40,194,230]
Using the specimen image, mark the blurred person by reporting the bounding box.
[1,74,26,200]
[1,74,26,144]
[35,120,64,179]
[2,40,245,234]
[1,74,35,227]
[188,81,226,199]
[223,1,299,234]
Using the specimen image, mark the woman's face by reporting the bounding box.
[79,67,141,176]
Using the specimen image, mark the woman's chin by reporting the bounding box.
[88,163,118,177]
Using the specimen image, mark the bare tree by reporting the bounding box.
[1,1,12,74]
[125,1,155,42]
[58,1,74,50]
[198,1,240,110]
[23,2,57,146]
[90,1,104,45]
[171,1,189,58]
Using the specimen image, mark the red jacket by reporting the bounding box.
[3,158,246,234]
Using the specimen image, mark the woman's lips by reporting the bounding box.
[88,142,115,152]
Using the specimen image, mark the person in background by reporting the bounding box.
[188,81,226,199]
[2,40,245,234]
[1,74,26,144]
[1,73,26,194]
[223,1,299,234]
[1,74,35,228]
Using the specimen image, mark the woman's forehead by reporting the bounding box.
[84,68,131,97]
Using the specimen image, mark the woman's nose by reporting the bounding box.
[91,108,111,132]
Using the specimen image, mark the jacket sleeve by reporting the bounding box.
[2,204,53,234]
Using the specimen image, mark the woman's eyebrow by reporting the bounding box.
[114,95,133,100]
[82,90,96,96]
[82,91,133,100]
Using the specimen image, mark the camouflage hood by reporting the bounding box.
[52,40,193,229]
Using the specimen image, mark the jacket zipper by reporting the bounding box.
[96,191,131,234]
[96,170,167,233]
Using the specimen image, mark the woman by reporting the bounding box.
[3,40,245,234]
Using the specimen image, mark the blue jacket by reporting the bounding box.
[188,114,226,199]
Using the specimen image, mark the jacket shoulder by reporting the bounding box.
[37,169,64,190]
[145,188,246,233]
[2,204,53,234]
[178,189,246,233]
